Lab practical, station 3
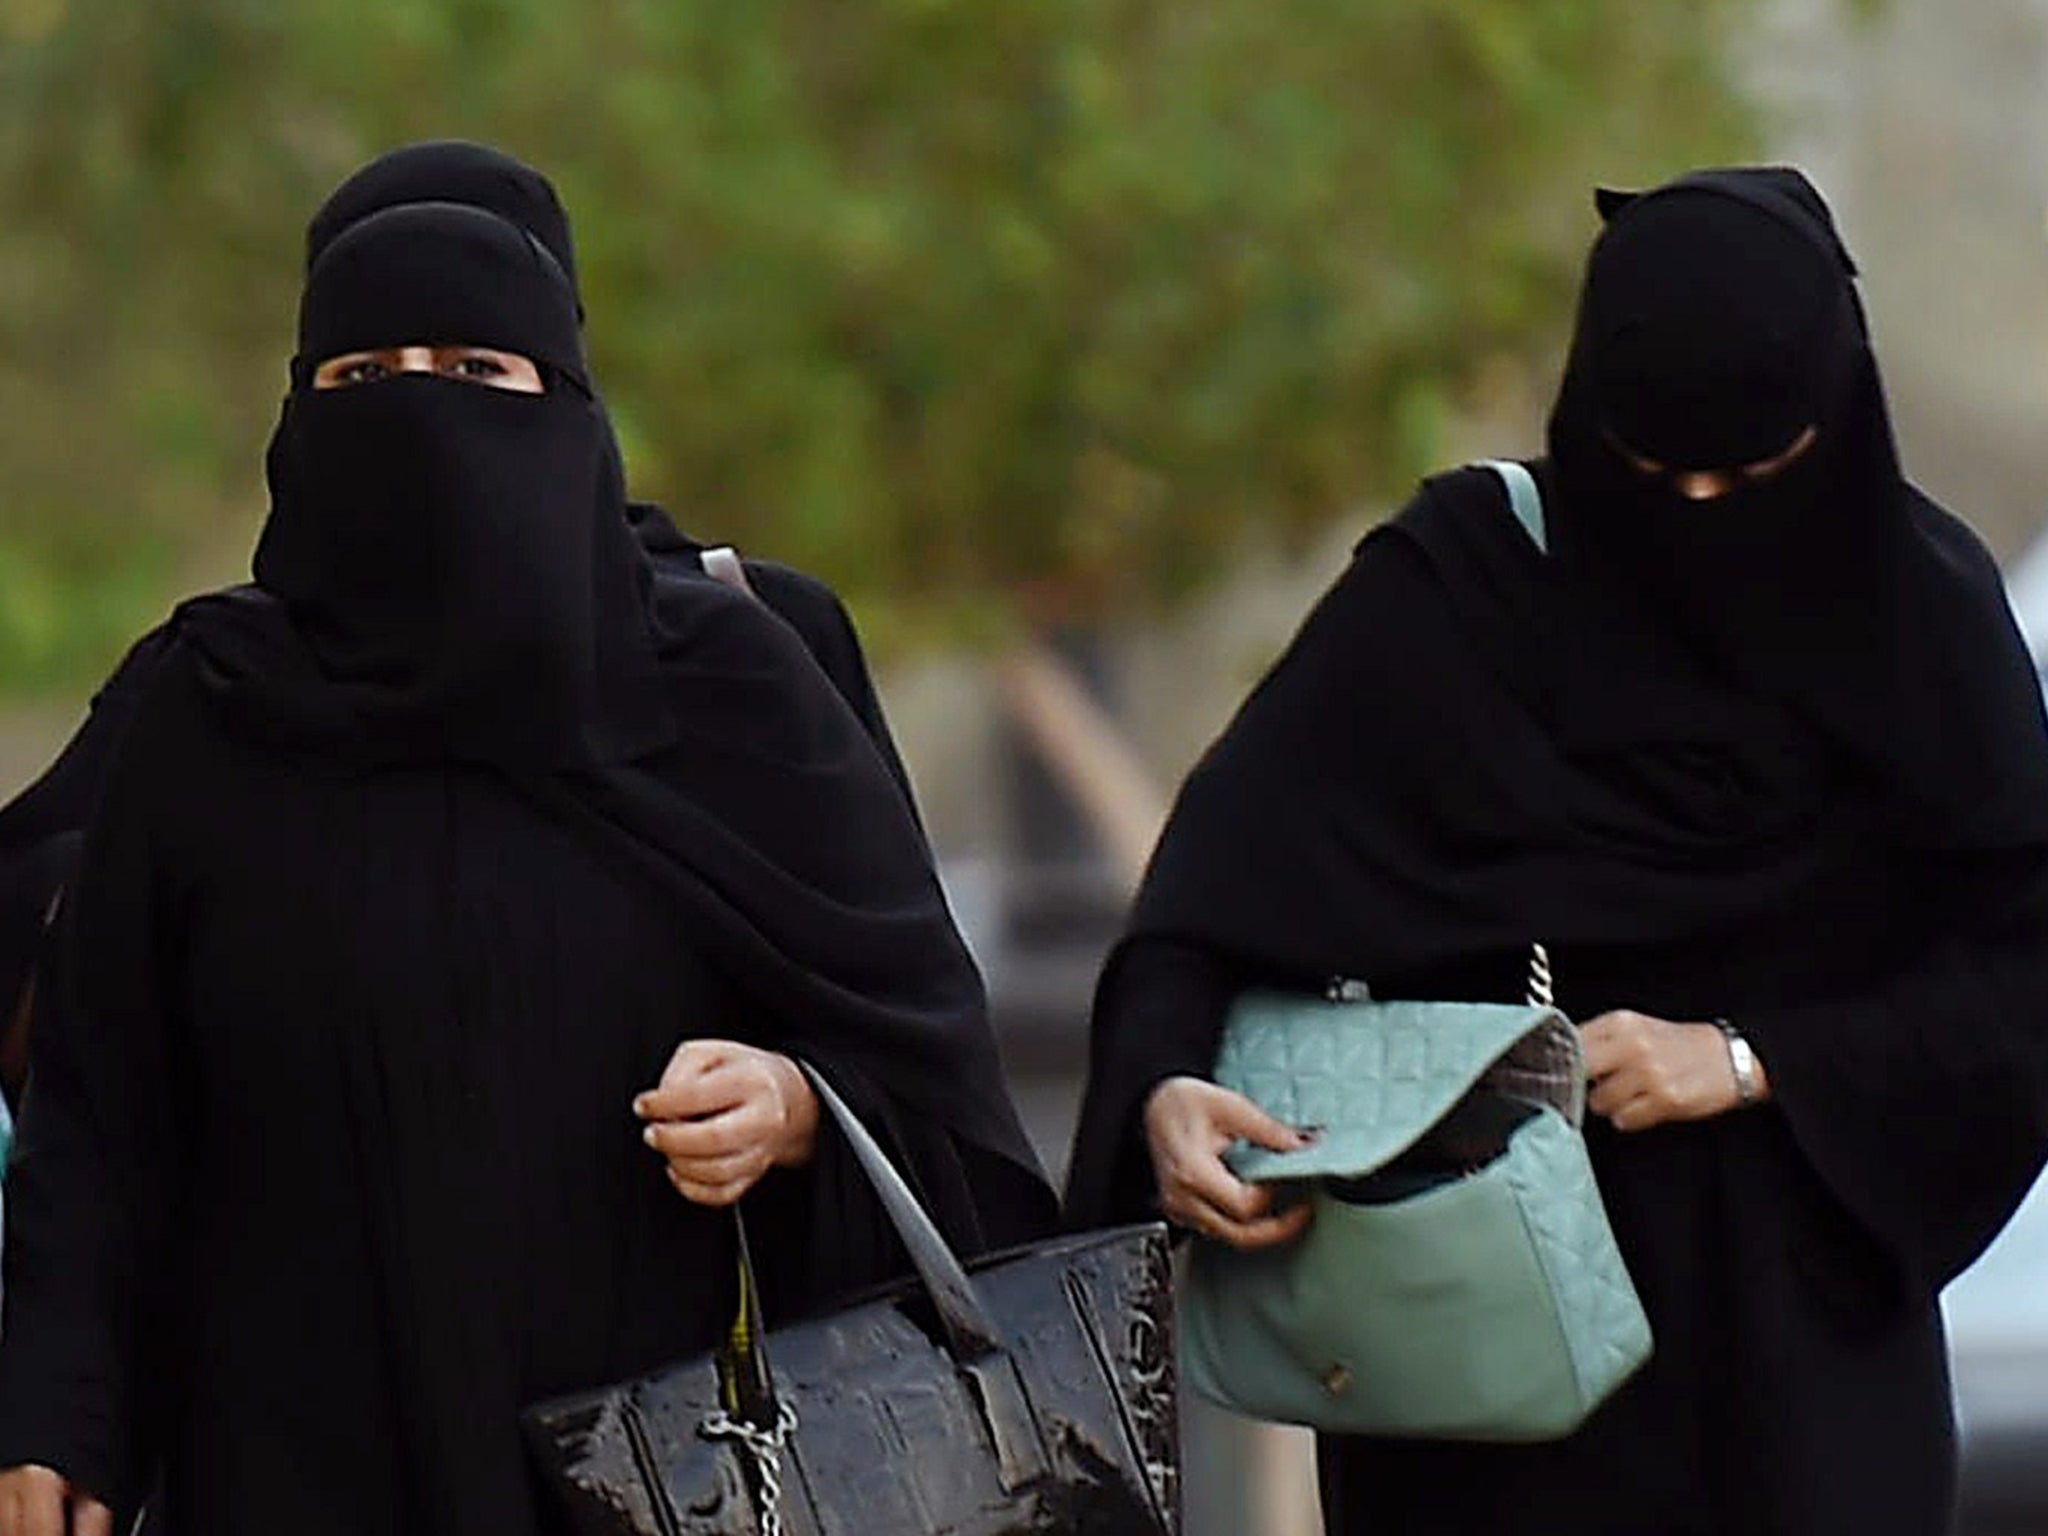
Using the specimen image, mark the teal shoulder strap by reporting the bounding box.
[1471,459,1546,554]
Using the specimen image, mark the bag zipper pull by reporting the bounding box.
[1327,977,1373,1003]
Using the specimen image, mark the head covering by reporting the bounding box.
[178,175,1042,1183]
[306,140,581,311]
[1546,167,2048,848]
[245,200,668,767]
[1066,167,2048,1236]
[1096,167,2048,992]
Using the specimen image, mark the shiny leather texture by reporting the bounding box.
[526,1226,1178,1535]
[524,1067,1179,1535]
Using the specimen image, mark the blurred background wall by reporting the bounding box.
[5,0,2048,1531]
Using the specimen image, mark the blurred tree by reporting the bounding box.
[0,0,1757,691]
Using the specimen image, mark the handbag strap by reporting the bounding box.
[1473,459,1547,553]
[1527,942,1553,1010]
[694,547,1004,1353]
[1506,942,1587,1126]
[695,556,1049,1480]
[716,1064,1009,1391]
[702,544,758,596]
[716,1064,1051,1488]
[797,1063,1007,1357]
[718,1210,781,1424]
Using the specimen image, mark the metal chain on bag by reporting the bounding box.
[1527,942,1554,1010]
[703,1210,803,1535]
[700,1399,801,1536]
[1484,941,1583,1124]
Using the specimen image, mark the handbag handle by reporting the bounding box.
[695,548,1006,1356]
[718,1062,1052,1491]
[793,1062,1009,1361]
[692,549,1050,1485]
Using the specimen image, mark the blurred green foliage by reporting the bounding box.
[0,0,1756,689]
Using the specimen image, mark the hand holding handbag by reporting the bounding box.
[525,1065,1180,1535]
[1180,946,1652,1442]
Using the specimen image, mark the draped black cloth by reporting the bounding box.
[1066,169,2048,1534]
[305,140,585,307]
[0,143,916,1094]
[0,187,1048,1536]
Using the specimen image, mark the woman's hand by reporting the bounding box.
[1143,1076,1316,1250]
[633,1040,820,1207]
[1580,1011,1769,1132]
[0,1464,111,1536]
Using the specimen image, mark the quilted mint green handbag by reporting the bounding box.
[1181,460,1650,1441]
[1181,942,1652,1441]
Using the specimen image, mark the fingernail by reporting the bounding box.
[1297,1125,1322,1144]
[642,1125,659,1146]
[632,1095,650,1117]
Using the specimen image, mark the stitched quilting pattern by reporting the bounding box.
[1219,996,1574,1183]
[1508,1112,1655,1401]
[1195,990,1654,1436]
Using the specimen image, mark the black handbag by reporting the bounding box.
[523,1065,1180,1535]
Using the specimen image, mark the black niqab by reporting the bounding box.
[1547,169,2048,848]
[1067,166,2048,1251]
[183,201,1039,1179]
[1065,167,2048,1534]
[0,169,1049,1536]
[1080,168,2048,1012]
[246,202,669,768]
[0,144,927,1085]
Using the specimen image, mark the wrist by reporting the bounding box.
[1715,1020,1769,1107]
[770,1054,821,1167]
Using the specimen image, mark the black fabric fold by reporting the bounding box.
[1064,167,2048,1535]
[0,152,1049,1535]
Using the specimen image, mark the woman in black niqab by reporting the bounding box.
[0,146,915,1094]
[1066,168,2048,1534]
[0,198,1049,1536]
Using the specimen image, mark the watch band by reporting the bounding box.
[1716,1019,1761,1106]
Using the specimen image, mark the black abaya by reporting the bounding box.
[1065,169,2048,1536]
[0,190,1052,1535]
[0,514,918,1121]
[1068,504,2048,1534]
[0,139,919,1050]
[0,649,1032,1534]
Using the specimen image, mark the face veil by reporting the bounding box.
[247,200,670,767]
[176,177,1046,1191]
[1543,168,2048,849]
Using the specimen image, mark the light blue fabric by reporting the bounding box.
[1219,996,1571,1184]
[1473,458,1547,553]
[1181,986,1652,1440]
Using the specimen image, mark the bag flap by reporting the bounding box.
[1216,993,1578,1183]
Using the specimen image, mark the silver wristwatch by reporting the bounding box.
[1716,1019,1762,1106]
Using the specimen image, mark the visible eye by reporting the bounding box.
[448,353,507,381]
[313,353,395,390]
[432,347,545,393]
